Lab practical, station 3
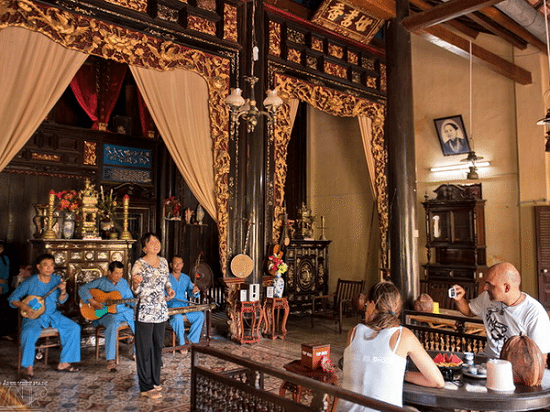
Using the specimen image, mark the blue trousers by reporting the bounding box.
[20,312,81,368]
[94,311,135,361]
[168,310,204,345]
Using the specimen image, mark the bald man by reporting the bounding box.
[452,262,550,360]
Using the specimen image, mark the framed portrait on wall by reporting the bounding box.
[434,115,471,156]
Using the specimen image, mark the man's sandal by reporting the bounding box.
[141,390,162,399]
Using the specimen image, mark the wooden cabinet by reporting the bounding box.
[284,240,330,312]
[29,239,135,317]
[422,184,486,308]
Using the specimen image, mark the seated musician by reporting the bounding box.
[8,253,81,379]
[166,256,204,355]
[78,260,135,371]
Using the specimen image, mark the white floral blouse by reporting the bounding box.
[131,257,172,323]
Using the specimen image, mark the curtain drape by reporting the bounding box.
[130,66,217,221]
[70,61,127,130]
[0,27,87,171]
[357,115,377,197]
[288,98,299,129]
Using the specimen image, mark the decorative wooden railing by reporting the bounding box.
[404,310,487,354]
[190,346,407,412]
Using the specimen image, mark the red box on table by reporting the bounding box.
[301,343,330,370]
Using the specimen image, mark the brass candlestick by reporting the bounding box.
[318,216,327,241]
[119,195,133,240]
[42,190,57,239]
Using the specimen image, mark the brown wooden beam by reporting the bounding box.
[403,0,504,31]
[416,24,532,84]
[409,0,479,39]
[479,6,548,53]
[468,12,528,49]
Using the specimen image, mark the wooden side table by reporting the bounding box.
[280,360,338,412]
[262,297,289,339]
[235,301,263,344]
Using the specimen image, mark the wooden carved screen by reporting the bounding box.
[272,73,388,266]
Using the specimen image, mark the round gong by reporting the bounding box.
[230,254,253,279]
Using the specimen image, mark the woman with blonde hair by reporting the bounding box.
[339,281,444,411]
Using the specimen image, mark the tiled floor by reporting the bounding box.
[0,312,356,411]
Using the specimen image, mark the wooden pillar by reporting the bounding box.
[386,0,418,306]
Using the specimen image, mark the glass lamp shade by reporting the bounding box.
[263,89,283,108]
[467,166,479,180]
[537,108,550,126]
[225,88,246,108]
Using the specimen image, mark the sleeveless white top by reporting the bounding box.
[338,324,406,412]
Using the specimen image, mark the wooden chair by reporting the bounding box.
[311,278,365,333]
[95,321,134,364]
[17,314,61,370]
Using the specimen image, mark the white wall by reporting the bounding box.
[307,107,380,293]
[412,32,550,296]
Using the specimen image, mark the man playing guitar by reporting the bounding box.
[78,260,135,371]
[8,253,81,379]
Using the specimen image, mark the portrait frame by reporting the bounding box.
[434,115,471,156]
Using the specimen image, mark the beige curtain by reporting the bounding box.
[288,98,299,129]
[130,66,216,221]
[0,27,87,171]
[357,115,377,197]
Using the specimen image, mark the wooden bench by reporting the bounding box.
[311,278,365,333]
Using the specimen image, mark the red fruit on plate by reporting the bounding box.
[433,354,446,364]
[449,355,463,365]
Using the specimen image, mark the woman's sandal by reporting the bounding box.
[141,390,162,399]
[153,385,162,392]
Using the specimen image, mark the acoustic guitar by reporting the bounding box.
[20,272,77,318]
[79,289,135,321]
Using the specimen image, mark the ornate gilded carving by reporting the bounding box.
[351,71,361,84]
[31,152,60,162]
[380,63,387,93]
[311,37,323,52]
[0,0,231,275]
[103,0,147,13]
[287,28,305,45]
[197,0,216,12]
[223,4,238,43]
[362,56,375,71]
[328,43,343,59]
[348,51,358,65]
[83,141,97,166]
[273,73,388,267]
[366,76,377,89]
[306,56,317,70]
[287,48,301,64]
[158,4,179,23]
[268,21,281,57]
[188,15,216,37]
[324,61,347,79]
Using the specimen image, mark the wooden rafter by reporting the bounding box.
[468,12,528,49]
[417,24,532,84]
[402,0,505,31]
[479,6,548,53]
[409,0,479,39]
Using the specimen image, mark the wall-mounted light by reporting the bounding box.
[430,161,491,173]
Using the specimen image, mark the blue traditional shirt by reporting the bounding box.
[8,274,68,327]
[78,276,134,315]
[0,255,9,295]
[167,272,200,308]
[131,257,172,323]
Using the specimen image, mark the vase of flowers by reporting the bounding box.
[55,190,80,239]
[98,186,118,239]
[267,254,288,276]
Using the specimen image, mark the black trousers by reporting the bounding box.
[135,320,166,392]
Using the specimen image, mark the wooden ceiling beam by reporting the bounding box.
[403,0,505,32]
[409,0,479,39]
[416,24,532,84]
[479,6,548,53]
[468,12,528,49]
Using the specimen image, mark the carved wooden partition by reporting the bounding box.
[404,310,487,354]
[190,346,407,412]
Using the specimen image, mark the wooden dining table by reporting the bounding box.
[404,352,550,411]
[405,308,486,335]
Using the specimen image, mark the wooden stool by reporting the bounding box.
[17,326,60,370]
[280,360,339,412]
[95,322,133,364]
[235,301,263,344]
[262,297,289,339]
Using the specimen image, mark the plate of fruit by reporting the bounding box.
[433,353,464,381]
